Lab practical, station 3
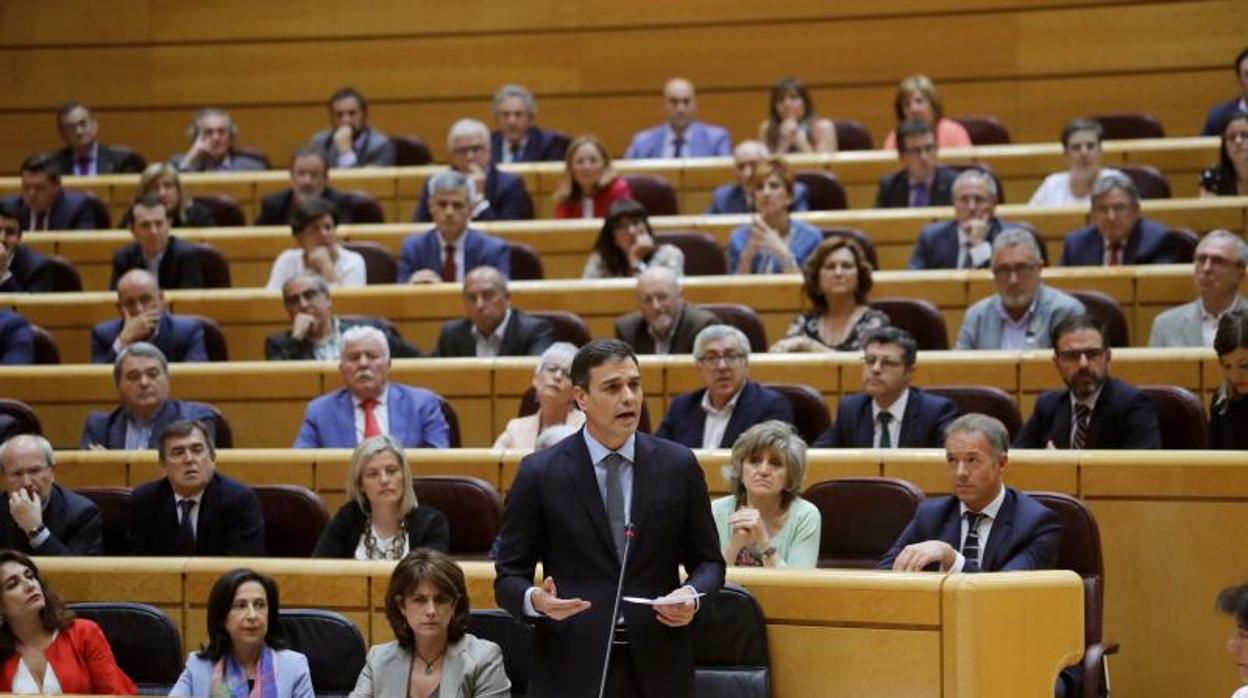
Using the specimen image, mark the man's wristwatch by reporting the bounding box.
[26,524,46,539]
[759,545,777,561]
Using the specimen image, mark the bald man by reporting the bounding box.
[706,140,810,214]
[615,266,718,355]
[0,434,102,555]
[624,77,732,159]
[432,266,554,357]
[91,269,207,363]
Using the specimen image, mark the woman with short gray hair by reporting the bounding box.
[492,342,585,450]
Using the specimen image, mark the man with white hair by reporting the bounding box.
[910,169,1012,269]
[0,434,102,555]
[489,84,569,164]
[172,108,266,172]
[294,325,450,448]
[414,118,533,222]
[399,169,512,284]
[1149,230,1248,347]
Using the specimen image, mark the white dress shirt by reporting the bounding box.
[700,387,743,449]
[949,484,1007,572]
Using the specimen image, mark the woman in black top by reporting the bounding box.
[1211,309,1248,449]
[1200,111,1248,197]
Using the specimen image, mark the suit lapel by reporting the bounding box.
[628,435,656,544]
[196,475,221,553]
[938,502,962,550]
[335,390,358,446]
[149,400,180,448]
[564,437,616,558]
[720,383,755,447]
[856,398,876,447]
[461,230,479,271]
[1086,380,1116,447]
[1049,394,1074,449]
[981,489,1016,571]
[897,390,919,446]
[499,312,520,355]
[455,322,476,356]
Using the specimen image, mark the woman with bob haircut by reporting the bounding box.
[493,342,586,450]
[757,76,837,154]
[123,162,217,228]
[172,568,312,697]
[553,136,633,219]
[771,235,890,352]
[881,74,972,150]
[727,157,823,275]
[0,549,135,693]
[350,549,510,697]
[313,435,450,559]
[581,198,684,278]
[712,421,821,568]
[1211,309,1248,449]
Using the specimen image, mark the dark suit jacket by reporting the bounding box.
[1058,217,1175,267]
[490,127,569,164]
[1202,97,1246,136]
[293,383,450,448]
[109,236,207,290]
[170,150,267,173]
[614,305,718,355]
[312,501,449,557]
[254,187,353,226]
[53,144,145,175]
[397,228,511,282]
[0,484,102,556]
[80,398,221,449]
[414,168,534,222]
[1,245,59,292]
[908,218,1010,269]
[1014,377,1161,449]
[127,473,265,556]
[0,310,34,365]
[90,312,207,364]
[874,166,958,208]
[878,487,1061,571]
[494,430,725,697]
[2,191,98,231]
[264,316,421,360]
[813,388,959,448]
[655,381,795,448]
[432,309,554,358]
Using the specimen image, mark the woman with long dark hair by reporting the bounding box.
[1211,309,1248,448]
[582,199,683,278]
[1201,111,1248,197]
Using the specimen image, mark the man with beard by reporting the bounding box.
[614,266,717,355]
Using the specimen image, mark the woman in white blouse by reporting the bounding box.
[266,197,366,289]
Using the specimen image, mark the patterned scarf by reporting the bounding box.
[210,645,279,698]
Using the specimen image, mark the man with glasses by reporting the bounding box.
[814,327,957,447]
[51,101,145,176]
[1059,171,1176,266]
[910,169,1012,269]
[1015,315,1160,449]
[432,266,553,357]
[615,266,717,355]
[414,118,533,222]
[956,228,1085,350]
[265,273,419,360]
[0,434,102,555]
[874,120,958,208]
[654,325,793,449]
[1148,230,1248,347]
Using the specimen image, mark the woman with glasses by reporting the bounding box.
[350,549,510,698]
[581,199,684,278]
[1029,119,1124,206]
[770,235,890,352]
[1201,111,1248,197]
[1210,310,1248,449]
[727,157,823,275]
[313,435,449,559]
[493,343,585,450]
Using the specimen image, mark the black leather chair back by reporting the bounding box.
[79,192,112,229]
[191,194,245,227]
[698,303,768,352]
[0,399,42,437]
[1119,164,1172,199]
[509,242,545,280]
[621,175,679,216]
[182,314,229,360]
[343,241,398,284]
[436,396,461,448]
[29,324,60,364]
[46,254,85,291]
[870,297,950,350]
[392,135,433,166]
[803,477,925,568]
[412,475,504,556]
[833,119,874,150]
[692,583,771,698]
[1092,112,1165,139]
[70,602,182,693]
[253,484,329,557]
[340,190,386,223]
[794,171,847,211]
[74,486,131,555]
[655,232,726,276]
[280,609,367,697]
[925,385,1022,440]
[1141,385,1208,449]
[528,310,591,346]
[1162,227,1199,264]
[468,609,534,696]
[954,115,1012,144]
[1068,290,1129,347]
[761,383,830,445]
[195,243,233,288]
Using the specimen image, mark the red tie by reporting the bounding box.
[442,244,457,282]
[362,399,382,439]
[1107,244,1123,266]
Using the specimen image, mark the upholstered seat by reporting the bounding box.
[70,602,182,694]
[803,477,925,569]
[253,484,329,557]
[411,475,504,556]
[280,609,368,698]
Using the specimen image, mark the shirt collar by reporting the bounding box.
[353,385,389,409]
[700,383,745,416]
[994,293,1039,327]
[960,482,1007,517]
[582,428,636,465]
[872,387,910,422]
[473,308,512,343]
[1069,385,1104,414]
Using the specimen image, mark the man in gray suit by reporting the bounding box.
[1149,230,1247,347]
[956,228,1085,350]
[308,87,396,168]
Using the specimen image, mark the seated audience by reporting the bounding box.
[266,274,419,360]
[910,168,1009,269]
[1210,310,1248,449]
[92,269,207,363]
[614,266,717,355]
[351,549,510,697]
[875,120,958,208]
[313,435,450,559]
[399,170,510,283]
[714,420,820,569]
[1201,111,1248,196]
[0,200,61,292]
[771,236,891,353]
[433,266,554,357]
[757,76,837,154]
[490,84,568,164]
[624,77,732,159]
[81,343,222,449]
[1014,315,1161,449]
[814,327,958,447]
[2,154,97,231]
[295,326,450,448]
[1059,172,1177,266]
[256,147,353,226]
[553,135,633,219]
[172,108,266,172]
[583,198,684,278]
[881,74,972,150]
[415,119,533,222]
[123,163,216,228]
[534,424,578,450]
[0,550,135,693]
[51,101,144,176]
[956,228,1085,350]
[265,197,366,290]
[727,157,822,274]
[172,569,312,697]
[1201,47,1248,136]
[880,413,1061,572]
[110,194,211,290]
[0,434,102,555]
[493,342,585,450]
[308,86,395,168]
[655,325,794,449]
[0,310,33,365]
[1029,118,1123,206]
[129,419,265,555]
[1215,581,1248,697]
[1149,230,1247,347]
[706,140,810,214]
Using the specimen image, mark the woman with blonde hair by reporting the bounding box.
[882,74,972,150]
[553,136,633,218]
[127,162,216,227]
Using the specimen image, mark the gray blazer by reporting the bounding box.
[349,635,510,698]
[1148,296,1248,347]
[956,285,1085,350]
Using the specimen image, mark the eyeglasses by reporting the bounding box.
[697,352,745,367]
[1056,348,1106,363]
[451,144,487,155]
[283,288,323,306]
[991,263,1040,280]
[862,354,905,369]
[3,465,48,481]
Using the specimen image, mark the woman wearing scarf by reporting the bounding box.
[172,569,312,698]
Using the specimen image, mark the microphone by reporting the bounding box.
[597,523,636,698]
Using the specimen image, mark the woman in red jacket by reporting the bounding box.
[553,135,633,218]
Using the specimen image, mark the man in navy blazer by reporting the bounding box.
[52,102,145,176]
[81,343,224,450]
[494,339,724,697]
[294,325,450,448]
[1,201,63,292]
[109,195,210,290]
[624,78,732,160]
[909,169,1010,269]
[128,419,264,556]
[414,119,533,222]
[880,413,1061,572]
[1201,48,1248,136]
[655,325,793,449]
[0,310,34,365]
[0,434,102,555]
[705,140,810,214]
[3,154,100,231]
[489,84,569,164]
[254,147,354,226]
[399,170,511,283]
[1059,172,1177,267]
[1015,315,1160,449]
[91,270,207,364]
[875,120,958,209]
[814,327,958,448]
[432,267,553,357]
